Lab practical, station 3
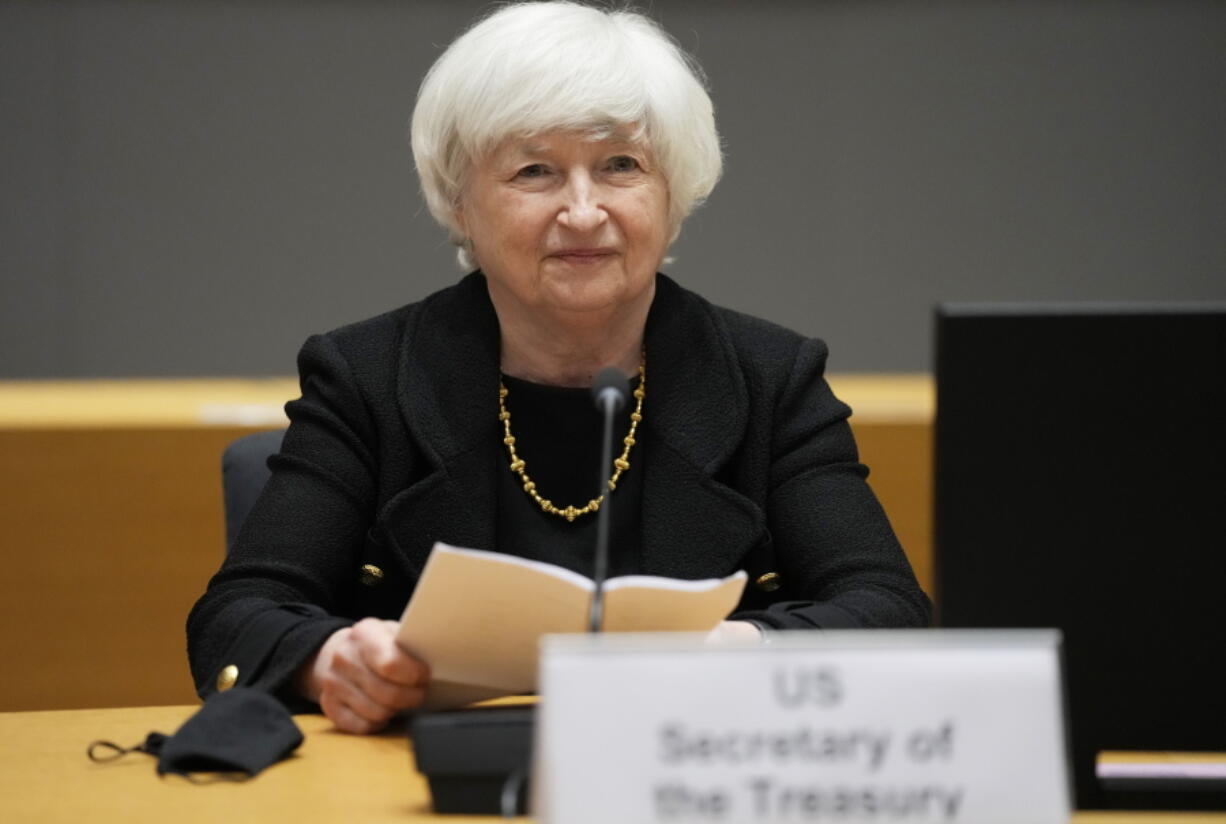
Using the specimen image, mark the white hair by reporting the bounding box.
[410,1,723,269]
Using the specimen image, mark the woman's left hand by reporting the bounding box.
[704,620,765,645]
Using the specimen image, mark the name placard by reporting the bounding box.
[534,630,1069,823]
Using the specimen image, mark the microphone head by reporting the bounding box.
[591,366,630,412]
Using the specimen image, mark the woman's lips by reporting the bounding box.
[550,248,616,264]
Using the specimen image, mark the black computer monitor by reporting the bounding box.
[934,303,1226,811]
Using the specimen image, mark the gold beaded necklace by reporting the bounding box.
[498,356,645,522]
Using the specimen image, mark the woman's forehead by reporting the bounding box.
[490,128,649,159]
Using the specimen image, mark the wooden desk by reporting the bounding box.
[0,704,520,822]
[0,704,1222,824]
[0,376,931,711]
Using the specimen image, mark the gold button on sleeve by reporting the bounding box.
[216,664,239,692]
[359,564,385,586]
[755,572,782,592]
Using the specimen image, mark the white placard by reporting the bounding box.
[535,630,1070,824]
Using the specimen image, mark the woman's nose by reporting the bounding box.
[557,176,608,232]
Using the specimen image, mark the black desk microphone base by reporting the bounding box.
[409,704,536,815]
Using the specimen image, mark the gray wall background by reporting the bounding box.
[3,0,1223,378]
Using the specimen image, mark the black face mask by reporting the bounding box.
[88,688,303,780]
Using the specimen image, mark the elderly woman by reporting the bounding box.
[188,1,928,735]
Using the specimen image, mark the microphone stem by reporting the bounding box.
[588,393,617,633]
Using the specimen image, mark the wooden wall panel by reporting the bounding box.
[0,427,255,710]
[852,420,933,598]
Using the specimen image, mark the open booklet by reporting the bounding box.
[395,542,747,710]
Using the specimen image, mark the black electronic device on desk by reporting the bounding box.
[409,701,536,815]
[934,302,1226,811]
[409,368,631,816]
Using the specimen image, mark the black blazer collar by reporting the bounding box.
[398,272,502,467]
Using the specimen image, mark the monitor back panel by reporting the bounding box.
[934,304,1226,809]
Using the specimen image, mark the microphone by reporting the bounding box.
[588,367,630,633]
[409,366,632,817]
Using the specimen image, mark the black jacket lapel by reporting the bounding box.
[640,275,767,578]
[384,274,502,570]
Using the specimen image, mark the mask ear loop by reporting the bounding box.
[87,733,168,763]
[87,735,247,783]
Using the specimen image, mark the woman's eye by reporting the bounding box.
[607,155,640,173]
[515,164,547,179]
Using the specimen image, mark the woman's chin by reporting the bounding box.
[540,275,630,315]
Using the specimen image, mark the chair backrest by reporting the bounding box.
[221,429,286,553]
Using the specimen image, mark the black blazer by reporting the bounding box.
[187,273,929,702]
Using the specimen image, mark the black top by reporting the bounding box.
[495,374,643,579]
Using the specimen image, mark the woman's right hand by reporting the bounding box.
[298,618,430,733]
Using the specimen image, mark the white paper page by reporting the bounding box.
[603,570,747,632]
[397,543,748,709]
[396,544,592,697]
[419,679,515,711]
